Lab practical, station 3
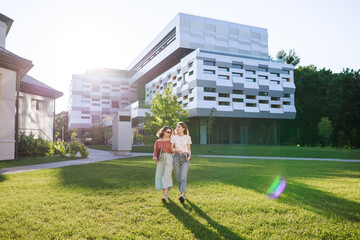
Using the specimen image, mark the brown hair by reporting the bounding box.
[156,126,173,139]
[177,122,189,135]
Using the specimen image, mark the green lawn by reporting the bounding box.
[0,156,359,239]
[88,144,360,159]
[0,156,80,169]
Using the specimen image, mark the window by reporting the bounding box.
[81,111,90,114]
[270,80,280,84]
[204,87,216,92]
[270,72,280,77]
[283,93,290,98]
[282,69,290,74]
[258,75,268,80]
[92,85,100,92]
[219,93,230,98]
[173,83,177,87]
[81,116,90,119]
[189,71,194,76]
[219,101,230,106]
[258,67,268,72]
[177,93,182,98]
[112,101,119,108]
[218,66,229,72]
[36,101,41,111]
[189,97,194,102]
[259,92,268,96]
[189,88,193,94]
[183,95,188,100]
[271,97,280,101]
[218,75,230,80]
[271,104,282,108]
[92,103,100,106]
[245,78,256,82]
[246,95,256,100]
[204,60,215,66]
[102,86,110,89]
[183,103,188,107]
[232,64,243,69]
[204,96,216,101]
[203,69,215,74]
[245,70,256,74]
[283,101,291,105]
[92,98,100,101]
[173,76,176,80]
[282,77,290,82]
[246,103,257,107]
[259,100,269,104]
[232,72,243,77]
[188,62,193,68]
[178,76,182,81]
[233,98,243,102]
[233,89,243,94]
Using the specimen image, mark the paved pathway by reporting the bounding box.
[0,148,359,175]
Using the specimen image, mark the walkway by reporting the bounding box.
[0,148,359,175]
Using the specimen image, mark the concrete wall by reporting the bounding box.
[0,68,16,160]
[19,92,54,140]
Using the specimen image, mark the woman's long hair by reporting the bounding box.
[156,126,173,139]
[177,122,189,135]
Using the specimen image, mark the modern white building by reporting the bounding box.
[69,13,296,145]
[68,68,137,130]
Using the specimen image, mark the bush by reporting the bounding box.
[79,144,89,158]
[69,141,89,158]
[18,132,54,157]
[53,141,67,157]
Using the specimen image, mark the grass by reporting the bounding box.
[0,156,359,239]
[0,156,80,169]
[88,144,360,159]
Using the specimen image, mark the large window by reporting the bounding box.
[219,93,230,98]
[218,66,229,72]
[232,64,243,69]
[218,75,230,80]
[204,96,216,101]
[204,87,216,92]
[233,89,243,94]
[203,69,215,74]
[112,101,119,108]
[219,101,230,106]
[204,60,215,66]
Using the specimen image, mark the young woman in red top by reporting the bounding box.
[153,126,174,201]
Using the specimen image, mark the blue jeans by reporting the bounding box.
[173,152,189,193]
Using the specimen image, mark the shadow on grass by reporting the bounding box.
[0,174,7,182]
[164,199,244,240]
[59,156,360,222]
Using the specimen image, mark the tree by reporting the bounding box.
[207,107,216,144]
[140,84,189,145]
[55,111,71,142]
[318,117,333,147]
[276,49,300,66]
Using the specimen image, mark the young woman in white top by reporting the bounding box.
[171,122,192,203]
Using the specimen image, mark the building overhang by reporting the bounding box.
[0,46,33,78]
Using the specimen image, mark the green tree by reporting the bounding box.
[318,117,333,146]
[207,107,216,144]
[141,84,189,145]
[276,49,300,66]
[55,111,71,142]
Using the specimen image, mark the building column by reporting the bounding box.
[199,117,207,144]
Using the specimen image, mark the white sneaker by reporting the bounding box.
[161,196,167,202]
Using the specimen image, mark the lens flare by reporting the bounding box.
[267,175,286,199]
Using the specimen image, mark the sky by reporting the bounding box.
[1,0,359,113]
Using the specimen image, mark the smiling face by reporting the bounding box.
[176,124,185,134]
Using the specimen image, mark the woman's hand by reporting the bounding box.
[186,154,191,161]
[153,157,159,162]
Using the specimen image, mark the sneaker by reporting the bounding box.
[161,196,167,202]
[179,195,185,203]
